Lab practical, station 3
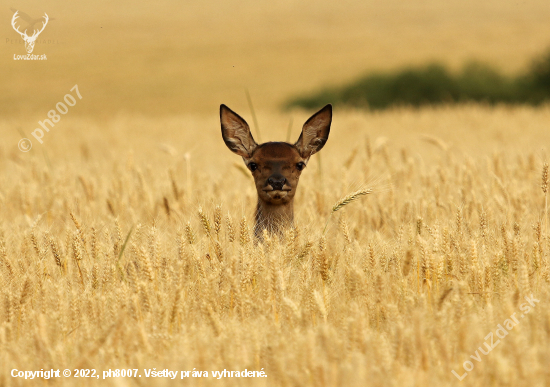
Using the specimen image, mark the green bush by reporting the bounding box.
[528,49,550,101]
[286,48,550,110]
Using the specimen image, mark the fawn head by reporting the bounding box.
[220,104,332,206]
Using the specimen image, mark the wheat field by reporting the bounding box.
[3,0,550,385]
[1,104,550,386]
[3,0,550,115]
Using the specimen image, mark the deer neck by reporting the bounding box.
[254,199,294,238]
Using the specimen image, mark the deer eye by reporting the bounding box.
[296,162,306,171]
[248,162,258,172]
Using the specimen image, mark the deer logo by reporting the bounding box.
[11,11,49,54]
[221,104,332,239]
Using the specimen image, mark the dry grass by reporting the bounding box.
[1,104,550,386]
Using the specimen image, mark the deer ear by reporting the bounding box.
[295,104,332,158]
[220,105,258,158]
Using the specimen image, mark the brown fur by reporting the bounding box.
[220,104,332,239]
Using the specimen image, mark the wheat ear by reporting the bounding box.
[323,188,372,234]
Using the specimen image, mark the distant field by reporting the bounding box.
[2,0,550,117]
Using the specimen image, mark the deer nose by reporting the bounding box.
[267,175,287,190]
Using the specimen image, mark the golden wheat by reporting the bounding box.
[1,105,550,386]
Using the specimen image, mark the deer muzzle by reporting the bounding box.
[265,175,290,191]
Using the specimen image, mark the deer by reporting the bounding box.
[11,11,49,54]
[220,104,332,240]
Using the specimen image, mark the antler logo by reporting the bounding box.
[11,11,49,53]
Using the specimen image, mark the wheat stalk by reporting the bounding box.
[198,207,211,237]
[323,188,372,234]
[185,222,196,245]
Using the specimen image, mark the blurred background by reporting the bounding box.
[2,0,550,118]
